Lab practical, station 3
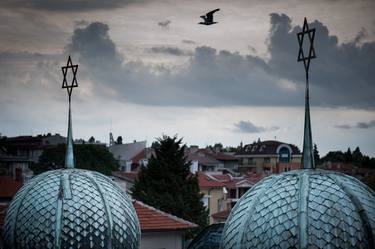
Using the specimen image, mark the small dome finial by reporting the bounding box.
[61,55,79,168]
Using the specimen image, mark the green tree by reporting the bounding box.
[131,135,208,237]
[313,143,320,166]
[352,147,363,165]
[344,148,352,163]
[116,136,123,145]
[32,144,118,175]
[321,151,345,163]
[88,136,95,143]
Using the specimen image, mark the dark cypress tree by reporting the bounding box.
[313,143,320,166]
[131,135,208,236]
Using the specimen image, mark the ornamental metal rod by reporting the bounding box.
[61,55,78,169]
[297,17,316,169]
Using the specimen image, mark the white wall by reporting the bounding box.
[141,231,184,249]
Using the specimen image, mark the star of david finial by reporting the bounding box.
[62,55,78,98]
[297,17,316,79]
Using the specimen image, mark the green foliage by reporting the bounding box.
[131,135,208,237]
[88,136,95,143]
[116,136,123,145]
[206,142,241,153]
[150,141,160,150]
[320,147,375,168]
[32,144,118,175]
[313,143,320,165]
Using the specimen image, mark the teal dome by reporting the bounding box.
[3,169,140,249]
[220,169,375,249]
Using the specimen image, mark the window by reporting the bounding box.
[264,157,271,163]
[279,147,291,163]
[202,196,209,208]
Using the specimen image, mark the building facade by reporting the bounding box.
[235,140,302,174]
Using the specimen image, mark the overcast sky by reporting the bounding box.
[1,0,375,156]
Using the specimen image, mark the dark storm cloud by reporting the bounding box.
[158,20,171,28]
[0,0,140,11]
[148,46,193,56]
[234,121,279,133]
[67,22,123,67]
[0,9,67,52]
[267,13,375,109]
[336,120,375,129]
[64,14,375,108]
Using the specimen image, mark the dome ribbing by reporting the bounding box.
[3,169,140,249]
[220,169,375,249]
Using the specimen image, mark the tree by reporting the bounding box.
[151,141,160,150]
[88,136,95,143]
[321,151,345,163]
[352,147,363,165]
[116,136,123,145]
[344,147,352,163]
[32,144,118,175]
[313,143,320,166]
[131,135,208,237]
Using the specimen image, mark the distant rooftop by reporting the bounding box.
[235,140,301,156]
[0,176,22,199]
[109,141,146,161]
[133,200,197,232]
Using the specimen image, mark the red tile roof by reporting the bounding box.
[197,172,224,188]
[0,201,197,233]
[112,171,139,182]
[133,200,197,232]
[213,153,237,161]
[211,209,230,220]
[0,176,22,198]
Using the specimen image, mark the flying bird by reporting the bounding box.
[199,9,220,25]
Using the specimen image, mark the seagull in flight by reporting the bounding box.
[199,9,220,25]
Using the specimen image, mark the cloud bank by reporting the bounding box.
[234,120,279,133]
[336,120,375,129]
[0,0,140,11]
[61,13,375,108]
[2,13,375,110]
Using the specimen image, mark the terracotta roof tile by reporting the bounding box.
[197,172,225,188]
[211,209,230,219]
[133,200,197,232]
[112,171,139,182]
[0,176,22,198]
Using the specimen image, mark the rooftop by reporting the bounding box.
[236,140,301,156]
[133,200,197,232]
[0,176,22,199]
[112,171,139,182]
[109,141,146,161]
[197,172,225,188]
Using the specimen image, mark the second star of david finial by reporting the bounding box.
[62,55,78,98]
[297,17,316,79]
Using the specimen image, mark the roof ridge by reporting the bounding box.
[133,200,197,227]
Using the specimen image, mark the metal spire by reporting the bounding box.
[297,18,316,169]
[61,55,78,168]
